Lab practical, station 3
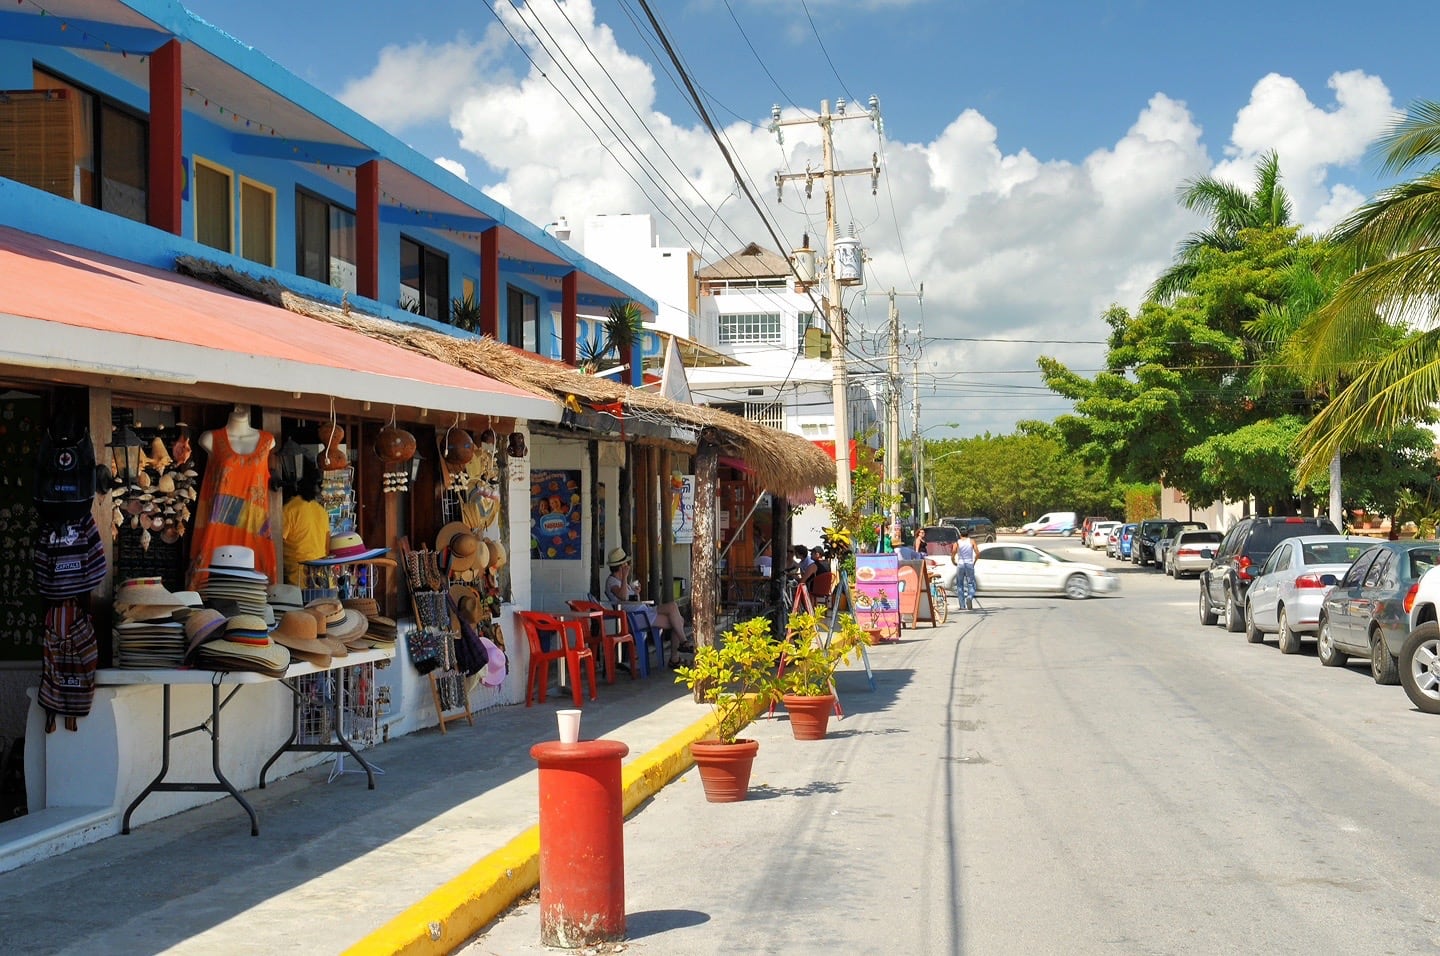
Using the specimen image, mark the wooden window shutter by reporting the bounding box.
[0,89,76,199]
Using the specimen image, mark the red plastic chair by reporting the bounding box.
[811,571,837,613]
[518,611,596,707]
[567,600,640,681]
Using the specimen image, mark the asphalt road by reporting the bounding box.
[468,537,1440,955]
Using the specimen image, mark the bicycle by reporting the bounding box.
[927,571,950,624]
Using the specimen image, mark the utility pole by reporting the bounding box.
[772,97,882,507]
[912,360,922,526]
[885,286,922,537]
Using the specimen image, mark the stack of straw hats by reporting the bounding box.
[343,596,396,648]
[112,578,200,668]
[197,545,270,618]
[304,598,367,655]
[190,612,290,677]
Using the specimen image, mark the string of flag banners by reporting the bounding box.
[14,0,497,244]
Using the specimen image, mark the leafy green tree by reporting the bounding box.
[1042,226,1318,506]
[925,430,1120,526]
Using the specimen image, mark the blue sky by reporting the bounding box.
[180,0,1440,436]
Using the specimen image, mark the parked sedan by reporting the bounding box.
[975,542,1121,600]
[1088,520,1120,550]
[1113,523,1137,560]
[1317,540,1440,683]
[1165,529,1224,578]
[1241,536,1372,653]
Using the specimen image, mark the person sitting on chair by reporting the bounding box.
[789,545,818,592]
[605,548,690,666]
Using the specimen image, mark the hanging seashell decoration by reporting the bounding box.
[109,428,202,547]
[375,421,418,494]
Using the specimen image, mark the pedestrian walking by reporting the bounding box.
[955,527,978,610]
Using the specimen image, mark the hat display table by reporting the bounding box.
[99,647,393,836]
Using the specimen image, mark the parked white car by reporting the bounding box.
[1164,529,1223,578]
[1243,535,1371,654]
[1088,521,1120,550]
[1400,559,1440,713]
[975,542,1120,599]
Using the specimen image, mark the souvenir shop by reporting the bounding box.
[0,365,543,854]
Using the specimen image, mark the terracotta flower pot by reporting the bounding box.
[689,738,759,802]
[782,693,837,740]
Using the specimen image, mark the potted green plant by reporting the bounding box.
[777,611,871,740]
[673,616,784,802]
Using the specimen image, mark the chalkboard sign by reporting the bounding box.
[0,392,46,663]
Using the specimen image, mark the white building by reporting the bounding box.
[581,216,882,549]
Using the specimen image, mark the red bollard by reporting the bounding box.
[530,739,630,948]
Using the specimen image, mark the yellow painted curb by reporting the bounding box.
[343,699,766,956]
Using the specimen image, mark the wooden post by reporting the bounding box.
[659,450,674,603]
[635,445,651,595]
[588,438,602,599]
[770,494,789,638]
[619,441,633,570]
[692,438,719,648]
[261,406,284,583]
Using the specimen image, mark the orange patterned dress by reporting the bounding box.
[188,429,278,587]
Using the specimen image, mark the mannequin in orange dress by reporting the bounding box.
[188,405,279,586]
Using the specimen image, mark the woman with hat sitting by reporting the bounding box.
[604,548,690,667]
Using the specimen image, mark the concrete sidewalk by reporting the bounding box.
[0,671,717,956]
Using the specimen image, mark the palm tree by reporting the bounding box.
[1149,150,1296,302]
[1295,100,1440,481]
[577,300,644,375]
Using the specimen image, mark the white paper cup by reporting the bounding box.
[556,709,582,743]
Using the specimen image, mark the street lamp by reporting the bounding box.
[542,217,571,241]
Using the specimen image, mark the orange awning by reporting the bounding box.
[0,227,558,420]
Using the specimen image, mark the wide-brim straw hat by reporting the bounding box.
[183,608,227,656]
[271,610,332,667]
[199,544,269,582]
[327,608,369,644]
[121,604,188,623]
[486,538,508,571]
[343,597,380,619]
[607,547,629,568]
[300,600,350,658]
[115,577,181,608]
[196,639,291,675]
[305,532,395,567]
[267,583,305,610]
[436,522,479,572]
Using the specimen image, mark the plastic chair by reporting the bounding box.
[517,611,596,707]
[621,608,666,671]
[811,571,837,613]
[567,599,641,681]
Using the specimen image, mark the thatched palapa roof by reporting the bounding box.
[286,299,834,495]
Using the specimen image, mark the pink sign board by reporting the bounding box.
[852,553,901,643]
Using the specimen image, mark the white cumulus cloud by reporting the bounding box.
[337,3,1398,435]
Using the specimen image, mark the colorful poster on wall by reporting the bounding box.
[852,553,901,643]
[670,474,695,544]
[530,469,582,560]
